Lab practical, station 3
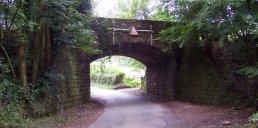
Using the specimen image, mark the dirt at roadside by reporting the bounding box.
[119,88,255,128]
[56,101,104,128]
[56,88,255,128]
[163,101,254,128]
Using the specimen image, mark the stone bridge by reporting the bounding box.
[52,17,249,109]
[52,17,177,108]
[90,18,177,98]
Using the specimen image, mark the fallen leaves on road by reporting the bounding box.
[56,101,104,128]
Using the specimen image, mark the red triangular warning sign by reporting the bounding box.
[129,26,139,36]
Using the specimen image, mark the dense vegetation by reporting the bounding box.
[93,0,157,19]
[117,0,151,19]
[157,0,257,103]
[156,0,258,126]
[90,56,144,89]
[0,0,95,127]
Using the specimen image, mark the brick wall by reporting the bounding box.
[146,61,176,99]
[52,45,90,109]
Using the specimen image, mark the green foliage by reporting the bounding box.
[124,77,141,88]
[91,66,124,86]
[0,103,27,128]
[250,112,258,128]
[156,0,258,107]
[0,61,32,105]
[117,0,151,19]
[157,23,197,49]
[44,0,97,54]
[31,69,64,116]
[0,0,96,127]
[0,79,32,105]
[157,0,258,50]
[0,65,31,127]
[110,56,146,72]
[91,83,115,90]
[114,73,125,84]
[90,57,143,89]
[0,76,63,127]
[237,64,258,78]
[0,61,26,127]
[0,59,10,79]
[0,61,63,127]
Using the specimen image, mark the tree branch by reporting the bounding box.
[0,46,17,80]
[7,0,22,30]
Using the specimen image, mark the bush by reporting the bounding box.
[0,103,27,127]
[90,66,125,88]
[30,69,64,117]
[124,77,141,88]
[0,61,29,127]
[0,62,63,127]
[90,63,143,89]
[114,73,125,84]
[0,79,32,104]
[91,83,114,90]
[250,112,258,128]
[0,79,31,127]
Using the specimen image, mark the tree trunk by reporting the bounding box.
[0,24,17,80]
[18,42,27,87]
[40,23,46,71]
[31,0,43,88]
[45,23,51,67]
[0,46,17,80]
[31,26,41,88]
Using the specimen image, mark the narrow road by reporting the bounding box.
[89,87,176,128]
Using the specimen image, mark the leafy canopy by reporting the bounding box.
[44,0,97,54]
[157,0,258,48]
[117,0,151,19]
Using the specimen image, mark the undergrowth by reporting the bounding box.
[0,60,63,128]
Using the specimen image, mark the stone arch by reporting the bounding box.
[90,43,170,96]
[52,17,177,108]
[90,43,168,65]
[52,43,177,108]
[90,43,176,98]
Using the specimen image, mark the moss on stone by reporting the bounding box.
[176,42,242,105]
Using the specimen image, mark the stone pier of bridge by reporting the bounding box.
[52,17,177,108]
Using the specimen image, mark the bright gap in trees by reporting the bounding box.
[92,0,160,20]
[90,55,146,90]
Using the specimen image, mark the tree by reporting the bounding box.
[0,0,96,87]
[0,0,28,86]
[29,0,96,87]
[111,56,146,72]
[117,0,151,20]
[157,0,258,106]
[0,0,96,126]
[157,0,258,49]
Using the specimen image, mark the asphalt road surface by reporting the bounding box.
[89,87,177,128]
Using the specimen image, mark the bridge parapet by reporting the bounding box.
[52,18,177,109]
[91,17,172,50]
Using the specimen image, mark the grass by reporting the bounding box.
[91,83,115,90]
[18,114,66,128]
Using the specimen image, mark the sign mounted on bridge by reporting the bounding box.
[111,25,154,45]
[129,26,140,37]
